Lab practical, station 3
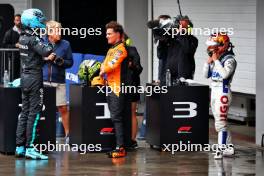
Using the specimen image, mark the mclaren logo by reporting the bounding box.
[178,126,192,134]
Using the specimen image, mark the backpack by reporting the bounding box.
[121,45,143,87]
[125,45,143,76]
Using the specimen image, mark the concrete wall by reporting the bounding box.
[31,0,55,20]
[117,0,149,85]
[256,0,264,146]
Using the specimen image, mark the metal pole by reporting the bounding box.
[8,52,11,81]
[151,0,154,82]
[177,0,183,17]
[11,51,14,81]
[3,51,6,71]
[0,51,3,83]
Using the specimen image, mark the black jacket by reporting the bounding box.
[2,27,20,48]
[124,46,143,87]
[19,29,53,75]
[157,39,169,61]
[166,34,198,79]
[16,28,53,148]
[2,27,21,79]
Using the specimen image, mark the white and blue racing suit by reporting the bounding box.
[203,52,237,145]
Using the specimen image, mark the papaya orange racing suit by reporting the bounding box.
[102,41,128,147]
[102,41,127,96]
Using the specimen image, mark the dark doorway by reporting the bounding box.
[0,4,15,82]
[0,4,14,47]
[58,0,117,55]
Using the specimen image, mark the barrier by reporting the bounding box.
[0,48,19,83]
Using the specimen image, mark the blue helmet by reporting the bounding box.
[21,8,46,29]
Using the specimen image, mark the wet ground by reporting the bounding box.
[0,140,263,176]
[0,119,263,176]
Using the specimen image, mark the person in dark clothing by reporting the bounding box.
[157,39,169,85]
[147,15,171,85]
[166,34,198,80]
[166,17,198,82]
[123,34,143,149]
[2,14,21,48]
[2,14,22,79]
[147,15,198,84]
[155,15,170,85]
[15,9,54,160]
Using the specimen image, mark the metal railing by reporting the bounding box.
[0,48,19,83]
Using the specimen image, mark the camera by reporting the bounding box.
[54,57,64,66]
[147,15,192,42]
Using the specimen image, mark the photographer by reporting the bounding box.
[167,16,198,82]
[42,20,73,144]
[2,14,22,79]
[147,15,170,85]
[123,33,143,149]
[147,15,198,84]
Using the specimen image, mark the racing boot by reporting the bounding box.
[15,146,26,158]
[108,146,126,158]
[214,147,223,160]
[223,144,235,157]
[218,130,234,157]
[25,148,48,160]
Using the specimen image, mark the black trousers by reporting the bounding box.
[106,91,125,147]
[16,73,43,147]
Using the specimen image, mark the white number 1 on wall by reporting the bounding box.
[95,103,111,119]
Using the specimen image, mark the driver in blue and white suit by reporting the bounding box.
[203,33,237,159]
